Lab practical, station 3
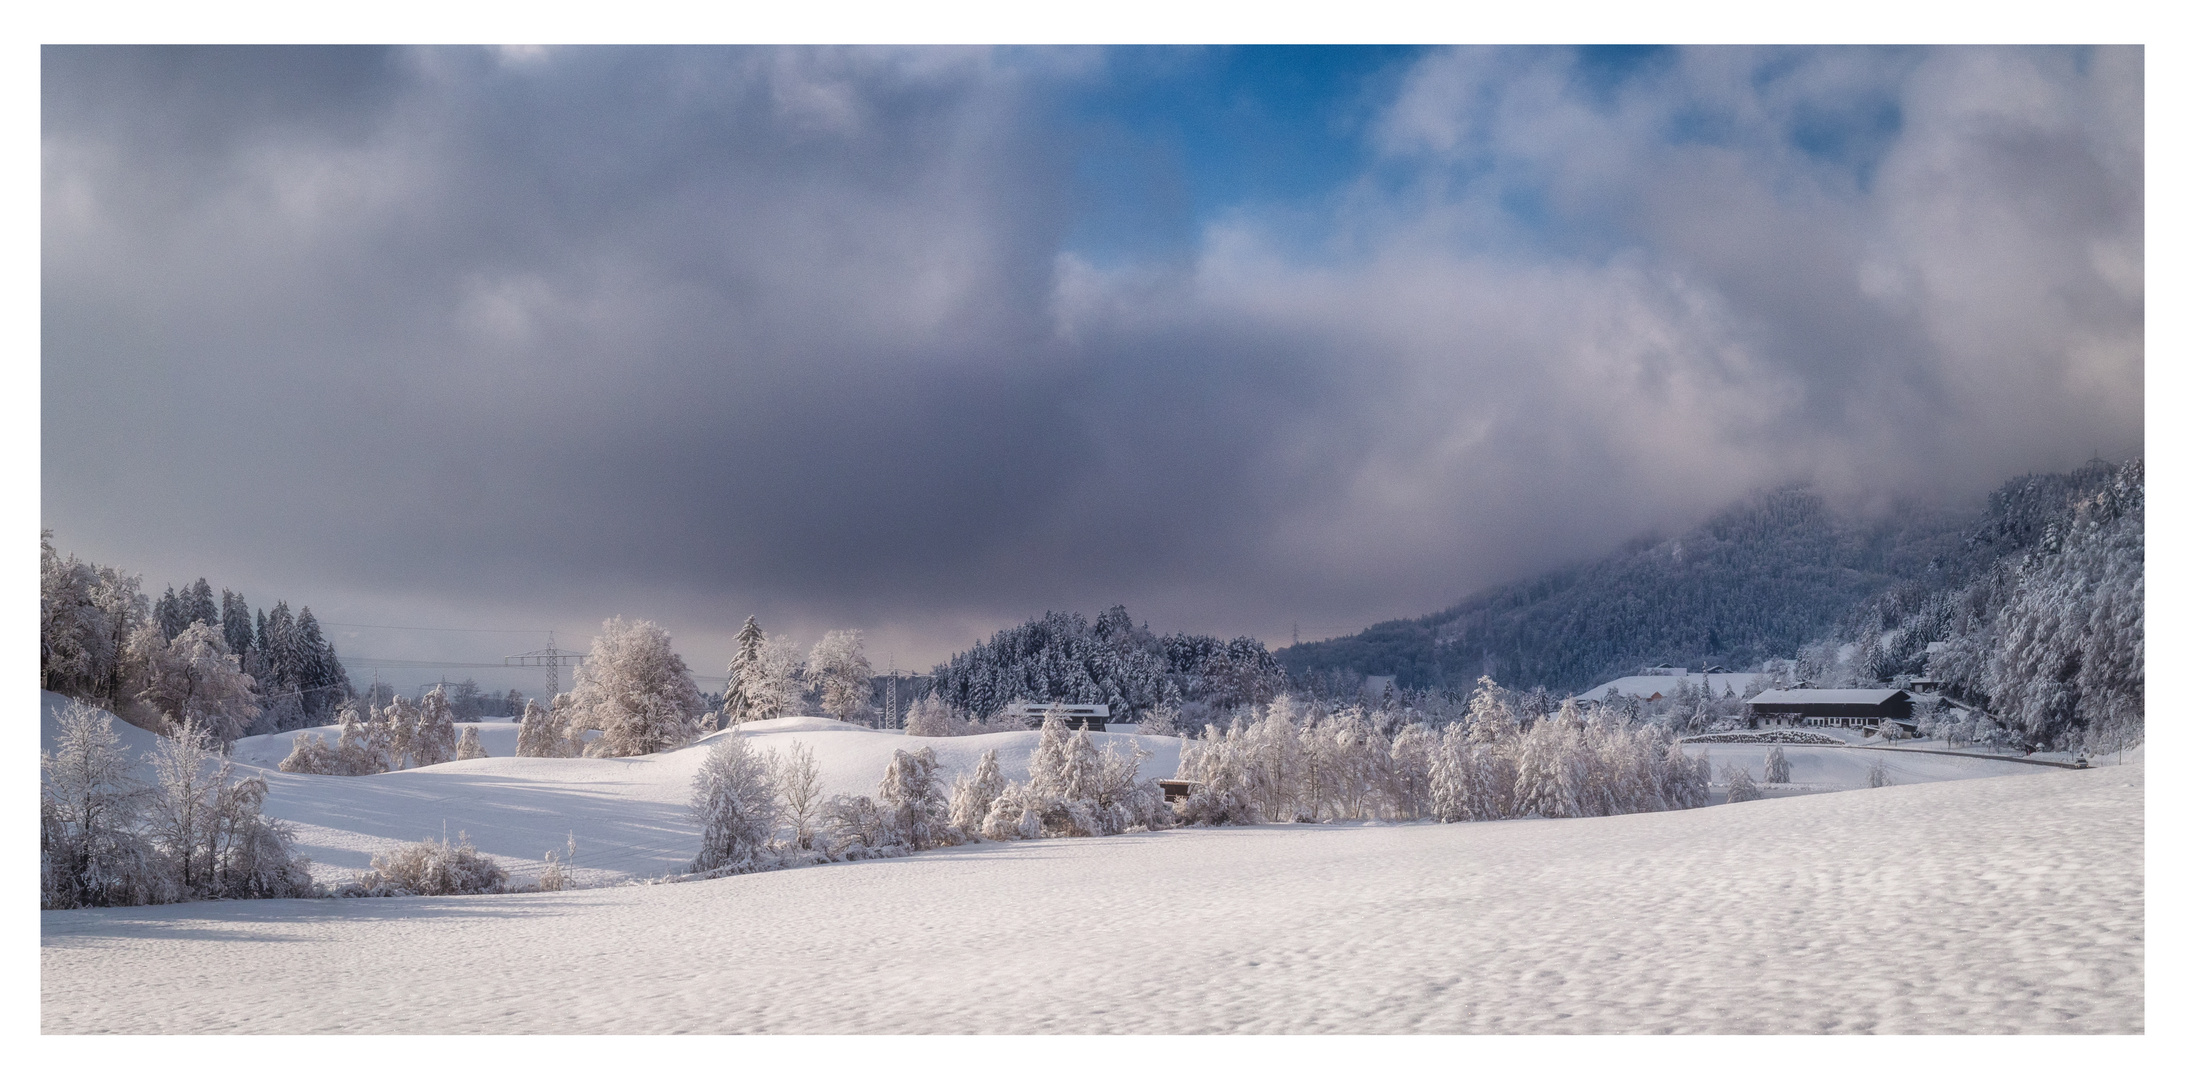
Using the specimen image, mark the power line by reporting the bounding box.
[321,622,557,634]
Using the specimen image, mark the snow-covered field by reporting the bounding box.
[42,757,2142,1034]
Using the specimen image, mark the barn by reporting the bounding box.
[999,702,1113,730]
[1745,688,1913,730]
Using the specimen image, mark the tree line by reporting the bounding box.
[41,532,354,742]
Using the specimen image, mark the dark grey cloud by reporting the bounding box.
[42,45,2142,676]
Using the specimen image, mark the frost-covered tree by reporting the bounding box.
[385,696,421,770]
[689,736,781,873]
[148,718,227,895]
[1764,744,1791,784]
[878,747,950,849]
[1027,709,1076,799]
[774,741,825,850]
[570,618,705,757]
[515,698,566,758]
[1725,765,1762,803]
[948,748,1007,838]
[41,701,161,908]
[1514,709,1585,818]
[134,621,261,745]
[736,635,805,722]
[903,694,962,737]
[455,726,486,760]
[1386,723,1438,820]
[808,630,875,725]
[1663,741,1711,809]
[412,685,458,767]
[1867,758,1891,788]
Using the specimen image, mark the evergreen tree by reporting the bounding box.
[220,589,254,658]
[724,615,766,725]
[455,726,486,760]
[1764,744,1791,784]
[184,579,218,629]
[155,586,185,640]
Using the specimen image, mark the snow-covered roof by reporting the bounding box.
[1748,688,1908,706]
[1572,672,1769,702]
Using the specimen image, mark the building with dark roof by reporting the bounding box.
[1745,688,1913,731]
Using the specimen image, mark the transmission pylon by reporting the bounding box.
[505,631,588,704]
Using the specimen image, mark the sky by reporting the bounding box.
[40,45,2144,688]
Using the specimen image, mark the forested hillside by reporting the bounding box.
[1275,462,2139,709]
[927,606,1286,724]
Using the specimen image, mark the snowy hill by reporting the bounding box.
[42,761,2142,1034]
[46,689,2059,887]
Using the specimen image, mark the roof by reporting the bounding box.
[1574,672,1770,702]
[1748,688,1908,706]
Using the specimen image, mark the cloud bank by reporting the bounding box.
[42,45,2142,671]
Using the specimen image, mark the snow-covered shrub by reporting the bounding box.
[572,617,705,757]
[455,726,486,760]
[1867,759,1891,788]
[41,702,162,908]
[979,782,1047,840]
[515,698,565,757]
[204,773,317,900]
[878,747,951,848]
[354,832,508,896]
[822,795,905,857]
[536,834,576,892]
[411,685,458,766]
[689,735,781,873]
[279,732,340,774]
[1725,767,1762,804]
[1764,744,1791,784]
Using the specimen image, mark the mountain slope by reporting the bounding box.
[1276,464,2131,696]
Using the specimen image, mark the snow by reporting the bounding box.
[44,694,1180,888]
[1749,687,1907,705]
[41,761,2142,1033]
[1572,672,1767,701]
